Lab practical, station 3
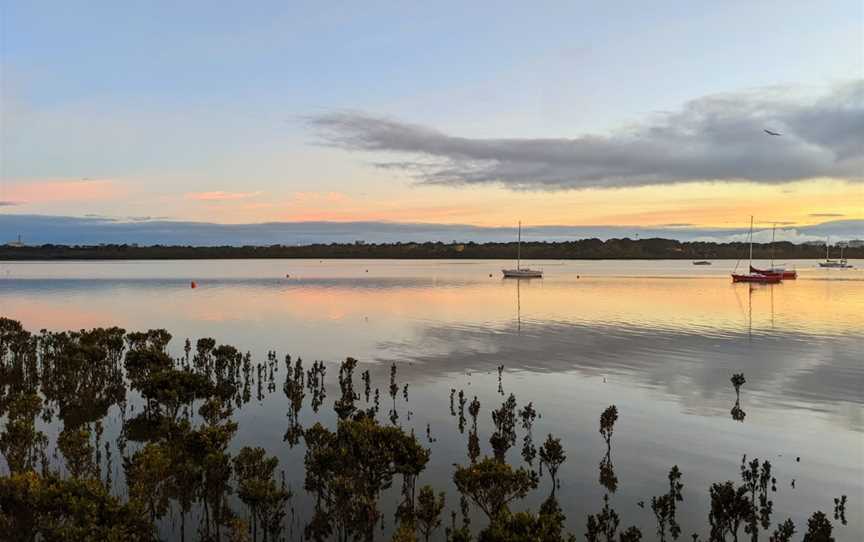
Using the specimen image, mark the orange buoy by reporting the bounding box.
[190,281,197,288]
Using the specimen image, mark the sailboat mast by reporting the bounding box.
[748,216,754,265]
[770,223,776,268]
[517,221,521,270]
[826,237,830,260]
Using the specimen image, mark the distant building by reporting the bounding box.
[5,234,24,247]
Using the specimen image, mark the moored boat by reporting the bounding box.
[750,223,796,279]
[692,260,712,266]
[502,268,544,278]
[819,260,853,269]
[502,221,543,279]
[818,240,853,268]
[732,272,782,284]
[749,266,797,279]
[732,217,781,284]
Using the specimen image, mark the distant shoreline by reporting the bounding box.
[1,239,860,261]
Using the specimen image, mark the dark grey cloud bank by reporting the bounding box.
[310,82,864,189]
[1,214,861,246]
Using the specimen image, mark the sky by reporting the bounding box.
[1,1,862,243]
[2,214,862,246]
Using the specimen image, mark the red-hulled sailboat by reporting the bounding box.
[749,223,797,279]
[733,271,781,283]
[749,266,796,279]
[732,217,782,284]
[749,265,796,279]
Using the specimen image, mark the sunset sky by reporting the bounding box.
[1,1,862,241]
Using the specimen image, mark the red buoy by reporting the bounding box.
[190,281,197,288]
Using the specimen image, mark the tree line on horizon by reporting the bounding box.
[1,238,861,260]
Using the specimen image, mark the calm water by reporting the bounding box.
[1,259,862,539]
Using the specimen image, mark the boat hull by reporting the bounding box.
[502,269,543,278]
[749,266,797,279]
[731,273,781,284]
[819,261,853,269]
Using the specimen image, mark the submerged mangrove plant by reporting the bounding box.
[0,318,851,542]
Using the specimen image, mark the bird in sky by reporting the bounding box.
[764,129,782,136]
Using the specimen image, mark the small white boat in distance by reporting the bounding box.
[502,221,543,278]
[819,259,853,269]
[503,268,544,278]
[818,239,854,268]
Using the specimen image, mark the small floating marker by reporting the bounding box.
[286,274,290,278]
[365,269,369,273]
[577,275,580,279]
[190,281,197,288]
[489,273,493,277]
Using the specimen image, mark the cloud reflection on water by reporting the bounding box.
[1,260,862,436]
[375,317,863,430]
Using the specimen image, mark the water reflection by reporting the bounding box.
[2,261,861,430]
[380,319,862,430]
[730,374,747,423]
[0,260,862,539]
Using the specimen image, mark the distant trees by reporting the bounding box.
[3,239,860,261]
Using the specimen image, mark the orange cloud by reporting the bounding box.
[5,179,122,204]
[186,191,263,201]
[292,191,347,203]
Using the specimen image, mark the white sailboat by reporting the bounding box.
[819,237,853,268]
[502,221,543,278]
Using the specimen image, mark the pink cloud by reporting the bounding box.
[292,191,347,203]
[5,179,122,204]
[185,191,263,201]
